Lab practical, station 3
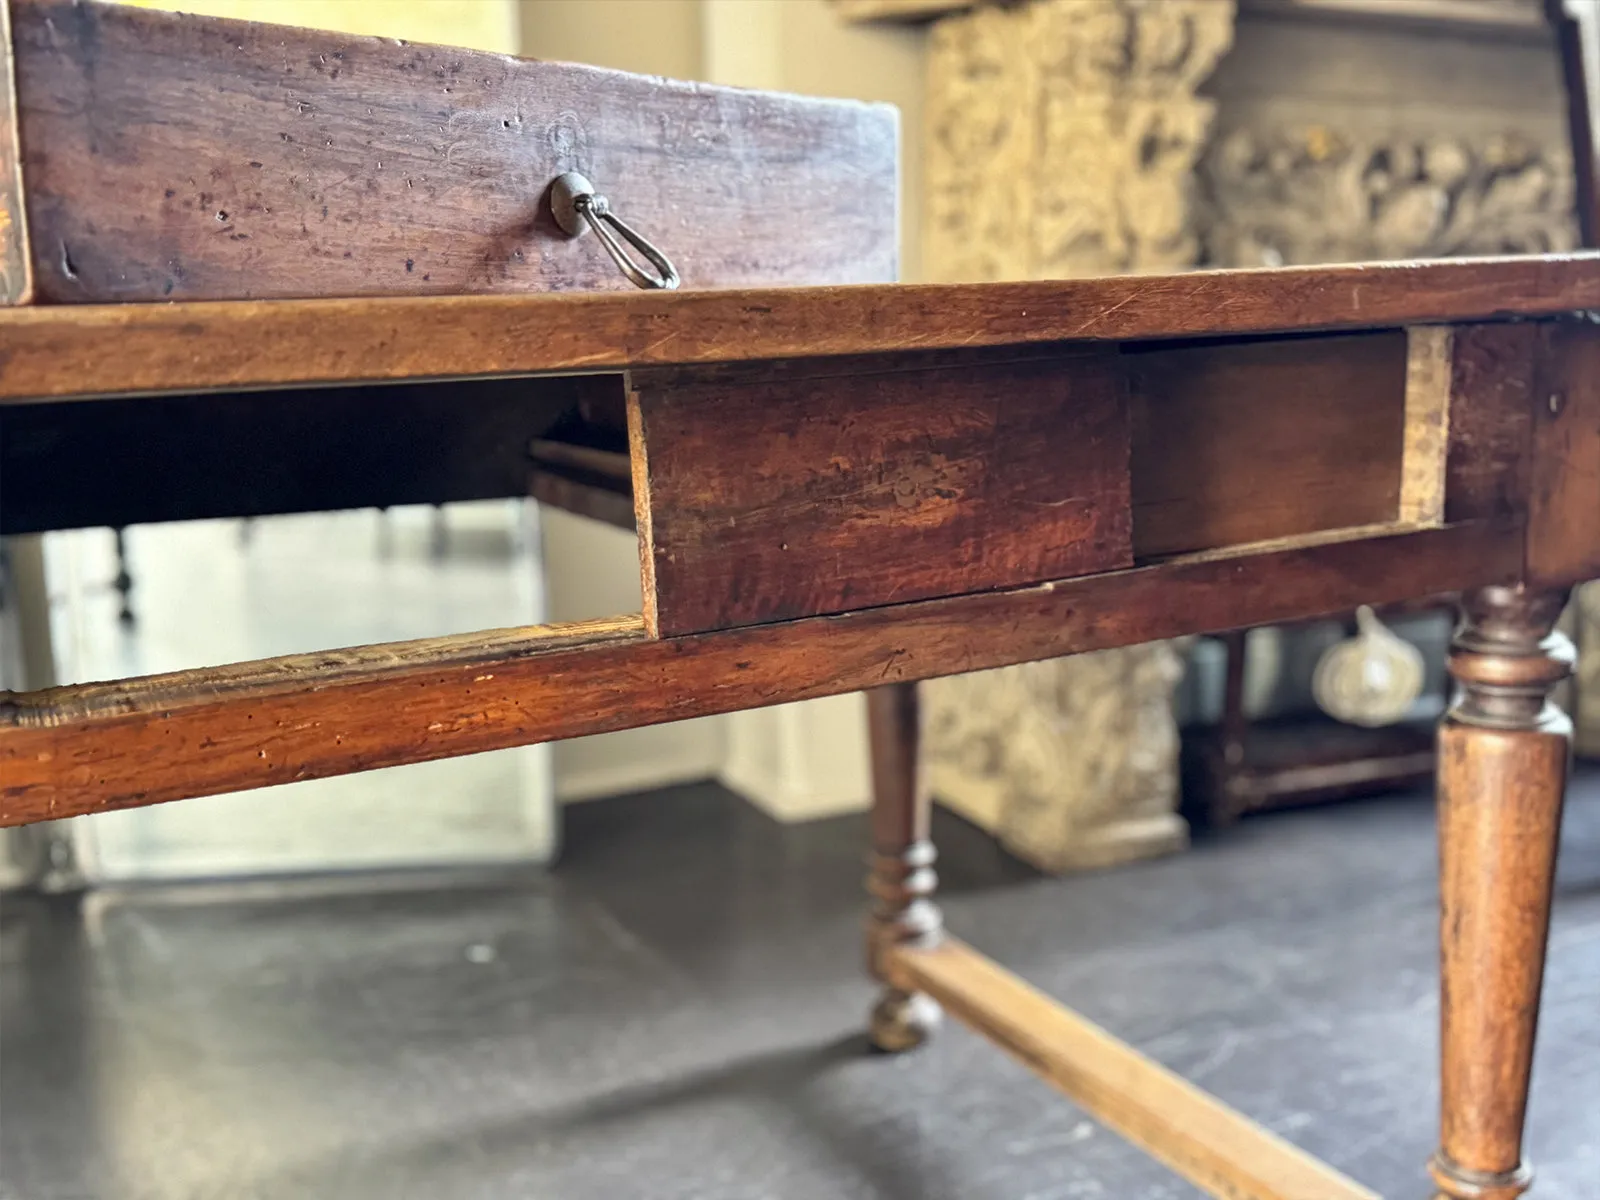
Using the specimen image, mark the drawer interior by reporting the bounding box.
[1125,329,1426,562]
[0,376,619,534]
[616,328,1442,634]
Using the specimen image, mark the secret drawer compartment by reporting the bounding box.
[627,354,1134,637]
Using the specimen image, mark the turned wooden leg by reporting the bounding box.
[1431,585,1574,1200]
[865,681,943,1052]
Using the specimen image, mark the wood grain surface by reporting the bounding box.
[1128,332,1407,557]
[11,0,896,302]
[528,466,635,531]
[1432,585,1574,1200]
[1526,322,1600,586]
[0,257,1596,403]
[1444,322,1544,523]
[631,354,1132,635]
[0,520,1520,825]
[885,938,1379,1200]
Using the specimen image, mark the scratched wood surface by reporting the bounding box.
[630,354,1132,636]
[10,0,896,302]
[1400,326,1454,526]
[0,255,1595,402]
[0,521,1522,824]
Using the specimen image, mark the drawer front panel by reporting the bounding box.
[13,0,896,303]
[629,354,1133,637]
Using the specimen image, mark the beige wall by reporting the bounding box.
[520,0,703,78]
[119,0,518,51]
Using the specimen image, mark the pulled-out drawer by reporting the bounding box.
[3,0,896,302]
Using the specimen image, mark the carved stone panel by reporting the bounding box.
[1196,12,1579,267]
[925,0,1235,281]
[1202,127,1578,267]
[926,644,1191,872]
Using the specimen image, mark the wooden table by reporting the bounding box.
[1,3,1598,1197]
[2,256,1597,1200]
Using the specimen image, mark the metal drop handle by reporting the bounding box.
[550,171,680,291]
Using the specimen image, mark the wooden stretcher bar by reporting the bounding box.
[883,938,1380,1200]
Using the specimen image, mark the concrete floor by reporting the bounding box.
[3,771,1598,1200]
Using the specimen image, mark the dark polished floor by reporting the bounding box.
[3,770,1598,1200]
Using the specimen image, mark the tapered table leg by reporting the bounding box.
[865,682,943,1052]
[1431,585,1574,1200]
